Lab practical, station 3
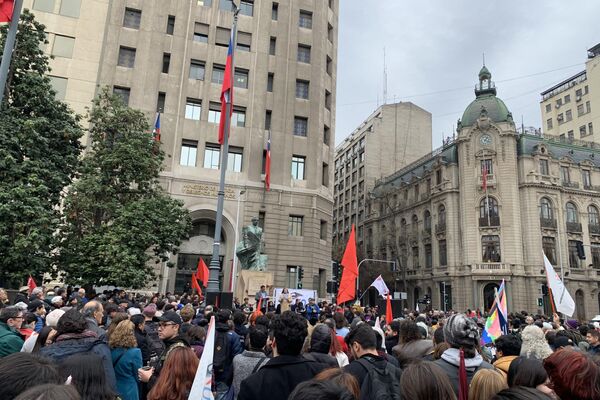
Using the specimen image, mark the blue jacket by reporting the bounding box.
[111,347,142,400]
[306,304,320,320]
[34,315,44,333]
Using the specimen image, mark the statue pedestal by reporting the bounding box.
[237,270,274,305]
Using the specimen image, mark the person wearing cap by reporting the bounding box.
[0,288,8,309]
[138,310,189,388]
[27,299,46,333]
[0,306,25,357]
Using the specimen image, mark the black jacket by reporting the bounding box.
[134,328,151,365]
[344,353,393,387]
[149,335,189,388]
[238,355,328,400]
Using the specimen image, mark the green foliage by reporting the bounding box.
[56,88,191,288]
[0,10,82,286]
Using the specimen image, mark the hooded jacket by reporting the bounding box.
[303,324,338,368]
[493,355,519,381]
[434,348,494,395]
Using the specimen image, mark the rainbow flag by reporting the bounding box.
[481,280,508,344]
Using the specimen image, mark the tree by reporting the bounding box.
[0,11,83,287]
[56,88,191,288]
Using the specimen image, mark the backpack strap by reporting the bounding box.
[251,357,268,374]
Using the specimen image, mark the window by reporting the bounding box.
[185,98,202,120]
[590,123,594,135]
[198,0,212,6]
[227,146,243,172]
[33,0,55,13]
[208,102,221,123]
[234,68,249,89]
[325,90,332,110]
[557,113,564,122]
[583,170,592,188]
[586,101,591,113]
[237,31,251,52]
[568,240,580,268]
[481,159,493,175]
[482,235,501,262]
[216,27,230,47]
[219,0,234,11]
[167,15,175,34]
[585,85,589,94]
[590,205,600,226]
[561,166,570,183]
[193,23,209,42]
[296,80,309,99]
[59,0,80,17]
[272,2,278,20]
[320,220,327,240]
[232,106,246,127]
[299,10,312,29]
[212,64,225,84]
[123,8,141,29]
[424,210,431,231]
[203,144,220,169]
[265,110,272,130]
[52,35,75,58]
[156,92,166,112]
[542,237,557,265]
[414,184,419,199]
[436,169,442,185]
[288,215,303,236]
[439,240,447,266]
[425,244,432,268]
[576,88,582,97]
[326,55,333,76]
[180,140,198,166]
[566,202,578,223]
[545,104,551,113]
[117,46,136,68]
[291,155,305,180]
[189,60,205,80]
[412,246,419,268]
[269,37,276,55]
[267,73,274,92]
[297,45,311,63]
[287,266,298,289]
[568,130,574,141]
[556,98,562,107]
[564,94,571,104]
[578,104,585,116]
[540,197,553,220]
[593,245,600,269]
[547,118,553,130]
[539,159,549,175]
[438,205,446,225]
[294,117,308,136]
[258,211,265,229]
[479,197,499,226]
[49,76,67,100]
[565,109,572,121]
[324,125,331,145]
[322,163,329,187]
[113,86,130,105]
[162,53,171,74]
[239,0,253,16]
[328,23,334,43]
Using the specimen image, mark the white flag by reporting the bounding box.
[543,253,576,317]
[416,303,420,313]
[188,316,216,400]
[369,275,390,297]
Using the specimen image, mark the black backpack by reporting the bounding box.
[356,357,402,400]
[213,331,231,378]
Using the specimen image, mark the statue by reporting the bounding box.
[236,217,268,271]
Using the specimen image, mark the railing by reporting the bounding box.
[472,263,511,274]
[435,223,446,234]
[479,216,501,227]
[566,222,583,233]
[589,224,600,235]
[562,181,580,189]
[540,218,557,229]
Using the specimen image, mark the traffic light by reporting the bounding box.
[576,241,586,260]
[298,267,304,280]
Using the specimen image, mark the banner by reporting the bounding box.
[188,316,216,400]
[273,288,317,307]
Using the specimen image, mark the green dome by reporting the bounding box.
[461,93,511,127]
[479,66,491,80]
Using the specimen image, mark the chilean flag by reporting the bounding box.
[265,131,271,191]
[152,112,161,142]
[218,29,235,145]
[482,164,488,191]
[0,0,14,23]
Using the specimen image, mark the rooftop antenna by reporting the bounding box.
[482,52,485,66]
[383,47,388,105]
[521,115,525,135]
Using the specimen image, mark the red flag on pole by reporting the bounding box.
[336,225,358,304]
[218,29,235,145]
[265,131,271,191]
[196,258,209,288]
[0,0,14,23]
[27,275,37,295]
[386,293,393,323]
[191,273,202,294]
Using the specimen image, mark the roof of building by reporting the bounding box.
[461,93,511,127]
[518,134,600,167]
[540,70,586,96]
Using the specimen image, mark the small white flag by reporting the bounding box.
[416,303,420,313]
[369,275,390,297]
[188,316,216,400]
[543,253,576,317]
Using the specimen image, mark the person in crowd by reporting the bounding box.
[434,314,494,398]
[179,304,195,335]
[0,305,25,357]
[45,308,65,328]
[392,319,433,361]
[306,298,320,323]
[19,312,38,341]
[232,325,269,399]
[329,328,349,367]
[507,357,557,399]
[50,296,64,310]
[0,288,8,308]
[31,325,56,353]
[186,325,206,358]
[493,334,522,381]
[142,303,164,357]
[469,369,508,400]
[520,325,553,360]
[314,368,360,399]
[27,299,46,332]
[424,325,446,361]
[279,288,292,313]
[238,311,328,400]
[59,353,119,400]
[233,310,248,347]
[384,319,400,355]
[491,386,552,400]
[0,352,62,399]
[373,323,400,368]
[29,287,45,303]
[213,309,244,399]
[147,346,198,400]
[255,285,268,306]
[303,323,339,367]
[39,308,117,390]
[109,320,142,400]
[14,383,81,400]
[334,311,350,338]
[289,379,357,400]
[400,361,456,400]
[81,300,107,340]
[105,312,129,341]
[130,313,151,365]
[586,329,600,356]
[543,347,600,400]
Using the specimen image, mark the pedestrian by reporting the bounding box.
[392,319,433,361]
[59,353,119,400]
[306,298,320,324]
[238,311,328,400]
[507,357,556,399]
[493,334,522,382]
[468,369,507,400]
[31,325,56,353]
[279,288,291,313]
[520,325,553,360]
[0,352,62,399]
[109,320,142,400]
[232,325,269,398]
[233,310,248,348]
[0,306,25,357]
[491,387,553,399]
[186,325,206,359]
[147,347,198,400]
[303,323,339,367]
[106,312,129,342]
[130,314,151,365]
[14,383,81,400]
[384,320,400,355]
[0,288,8,308]
[179,304,195,335]
[19,312,38,341]
[27,299,46,332]
[586,329,600,356]
[314,368,360,399]
[214,309,244,399]
[81,301,107,340]
[543,347,600,400]
[400,361,456,400]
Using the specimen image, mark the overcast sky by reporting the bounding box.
[335,1,600,150]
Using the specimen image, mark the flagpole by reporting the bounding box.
[207,6,239,297]
[0,0,23,105]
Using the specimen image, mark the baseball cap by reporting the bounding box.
[158,311,182,325]
[27,299,44,312]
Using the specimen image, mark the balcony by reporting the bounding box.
[435,223,446,234]
[562,181,580,189]
[479,216,500,227]
[472,263,511,274]
[590,224,600,235]
[540,218,557,229]
[566,222,583,233]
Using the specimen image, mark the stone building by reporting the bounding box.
[365,66,600,320]
[26,0,338,295]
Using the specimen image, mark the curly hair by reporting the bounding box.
[272,311,308,356]
[56,309,87,336]
[398,319,422,344]
[520,325,553,360]
[108,320,137,349]
[106,312,129,341]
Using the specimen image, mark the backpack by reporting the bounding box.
[356,357,402,400]
[213,331,231,377]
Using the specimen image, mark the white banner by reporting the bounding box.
[543,253,576,317]
[188,316,215,400]
[369,275,390,297]
[273,288,318,307]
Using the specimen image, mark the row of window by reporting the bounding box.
[540,197,600,225]
[544,85,590,113]
[539,158,596,187]
[543,237,600,269]
[33,0,81,18]
[545,101,591,130]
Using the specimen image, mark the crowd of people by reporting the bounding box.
[0,285,599,400]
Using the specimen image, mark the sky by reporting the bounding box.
[335,1,600,150]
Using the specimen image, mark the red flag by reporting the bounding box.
[482,164,488,191]
[0,0,14,23]
[196,258,209,288]
[386,293,393,323]
[336,225,358,304]
[27,275,37,295]
[265,131,271,191]
[218,29,235,145]
[152,112,161,142]
[191,273,202,294]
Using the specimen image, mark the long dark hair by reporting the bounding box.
[59,354,118,400]
[32,326,55,353]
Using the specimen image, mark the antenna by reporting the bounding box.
[383,47,388,105]
[482,52,485,66]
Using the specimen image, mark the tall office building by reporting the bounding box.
[26,0,338,295]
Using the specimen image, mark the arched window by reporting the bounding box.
[412,214,418,232]
[438,205,446,225]
[540,197,553,220]
[589,205,600,226]
[566,202,578,223]
[479,197,499,226]
[424,210,431,232]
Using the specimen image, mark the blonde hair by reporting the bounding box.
[468,369,507,400]
[108,320,137,349]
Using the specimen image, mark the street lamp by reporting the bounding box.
[230,188,246,293]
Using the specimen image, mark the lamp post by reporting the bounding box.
[230,189,246,293]
[356,258,396,304]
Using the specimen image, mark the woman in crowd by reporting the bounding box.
[130,314,150,365]
[329,328,349,366]
[59,353,119,400]
[400,361,456,400]
[185,325,206,359]
[314,368,360,399]
[106,312,129,342]
[14,384,81,400]
[30,326,57,353]
[392,319,433,360]
[543,348,600,400]
[279,288,291,313]
[147,347,199,400]
[520,325,553,360]
[109,320,142,400]
[469,369,507,400]
[507,357,556,399]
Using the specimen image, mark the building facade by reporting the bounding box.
[27,0,338,295]
[366,67,600,320]
[540,43,600,142]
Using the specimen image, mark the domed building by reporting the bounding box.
[364,66,600,319]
